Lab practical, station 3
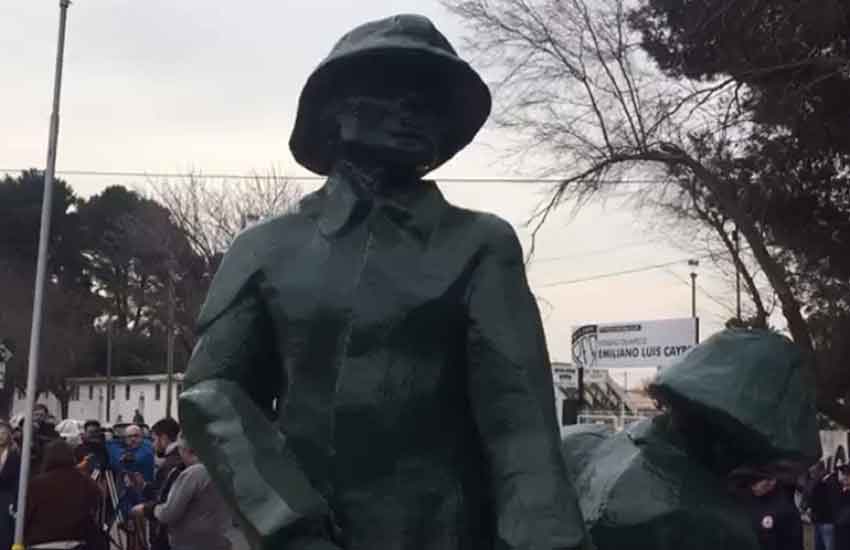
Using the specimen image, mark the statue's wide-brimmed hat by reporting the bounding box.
[289,14,492,175]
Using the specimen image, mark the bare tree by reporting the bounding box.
[447,0,806,335]
[445,0,850,420]
[142,169,301,353]
[145,168,302,266]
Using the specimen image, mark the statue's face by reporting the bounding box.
[326,70,447,172]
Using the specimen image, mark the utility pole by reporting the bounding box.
[165,274,175,418]
[619,371,629,429]
[106,321,112,423]
[690,272,697,318]
[734,228,742,321]
[15,2,72,548]
[576,365,584,419]
[688,259,699,344]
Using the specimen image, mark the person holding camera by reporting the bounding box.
[75,420,110,475]
[106,424,154,549]
[131,418,184,550]
[107,424,155,482]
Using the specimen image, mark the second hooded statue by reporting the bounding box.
[179,14,587,550]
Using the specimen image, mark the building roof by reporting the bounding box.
[69,373,185,384]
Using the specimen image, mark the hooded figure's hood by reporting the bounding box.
[650,328,821,464]
[561,420,762,550]
[559,329,820,549]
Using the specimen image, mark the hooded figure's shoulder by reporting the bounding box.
[196,202,318,331]
[561,419,759,550]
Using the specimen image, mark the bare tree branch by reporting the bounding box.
[445,0,814,354]
[145,169,301,264]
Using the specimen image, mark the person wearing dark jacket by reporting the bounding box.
[833,465,850,549]
[133,410,145,426]
[0,421,20,550]
[136,418,184,550]
[28,403,60,473]
[75,420,110,474]
[740,475,804,550]
[24,439,105,549]
[810,462,840,550]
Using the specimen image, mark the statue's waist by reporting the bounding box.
[287,427,485,489]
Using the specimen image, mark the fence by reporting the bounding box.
[575,412,656,432]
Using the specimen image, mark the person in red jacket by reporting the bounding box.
[24,439,105,550]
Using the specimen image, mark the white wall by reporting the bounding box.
[11,377,184,424]
[10,390,61,421]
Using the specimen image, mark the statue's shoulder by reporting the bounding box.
[226,206,312,257]
[441,205,522,255]
[196,200,317,330]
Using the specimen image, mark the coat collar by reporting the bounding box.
[165,441,180,456]
[300,170,447,243]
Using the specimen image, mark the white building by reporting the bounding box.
[12,373,185,425]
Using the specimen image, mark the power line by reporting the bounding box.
[4,165,744,294]
[538,250,728,288]
[0,167,667,186]
[531,239,662,264]
[663,267,737,316]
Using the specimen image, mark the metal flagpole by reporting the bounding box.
[13,2,72,549]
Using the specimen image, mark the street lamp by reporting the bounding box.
[687,259,699,318]
[688,259,700,345]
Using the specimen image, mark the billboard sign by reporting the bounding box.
[572,318,697,369]
[552,364,578,389]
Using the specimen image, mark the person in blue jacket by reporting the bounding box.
[106,424,155,520]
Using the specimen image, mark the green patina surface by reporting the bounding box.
[562,329,821,550]
[179,14,587,550]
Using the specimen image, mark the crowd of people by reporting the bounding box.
[0,406,845,550]
[801,461,850,550]
[719,454,850,550]
[0,404,234,550]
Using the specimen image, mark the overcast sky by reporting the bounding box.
[0,1,751,382]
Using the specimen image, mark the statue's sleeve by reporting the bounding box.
[465,217,587,550]
[179,267,339,550]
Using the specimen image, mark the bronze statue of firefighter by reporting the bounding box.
[180,14,587,550]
